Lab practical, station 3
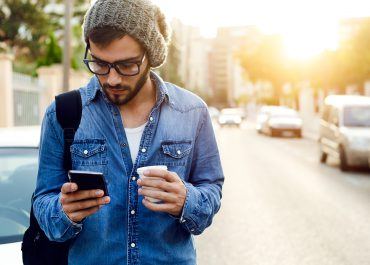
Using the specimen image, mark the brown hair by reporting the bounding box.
[87,26,126,48]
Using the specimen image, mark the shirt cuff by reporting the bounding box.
[57,196,83,234]
[177,181,201,234]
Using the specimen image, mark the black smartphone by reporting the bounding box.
[68,170,109,196]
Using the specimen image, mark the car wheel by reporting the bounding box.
[270,128,277,137]
[319,149,327,163]
[339,145,349,171]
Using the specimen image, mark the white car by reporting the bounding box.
[261,108,303,137]
[319,95,370,171]
[218,108,245,127]
[208,106,220,121]
[0,126,40,264]
[256,105,287,133]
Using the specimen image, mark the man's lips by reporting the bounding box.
[107,87,129,95]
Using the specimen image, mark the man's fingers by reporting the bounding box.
[141,198,177,213]
[137,178,176,192]
[61,182,78,194]
[63,196,110,213]
[138,188,177,203]
[61,189,105,204]
[68,206,101,223]
[142,169,179,183]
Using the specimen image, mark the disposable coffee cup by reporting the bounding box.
[137,165,168,203]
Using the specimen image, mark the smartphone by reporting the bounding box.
[68,170,109,196]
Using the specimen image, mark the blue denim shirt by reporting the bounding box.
[33,72,224,265]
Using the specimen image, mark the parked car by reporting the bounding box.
[319,95,370,171]
[218,108,244,127]
[261,108,302,137]
[208,106,220,121]
[0,126,40,264]
[256,105,287,133]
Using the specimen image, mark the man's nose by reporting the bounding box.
[106,67,122,87]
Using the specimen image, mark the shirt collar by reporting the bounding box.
[86,70,171,105]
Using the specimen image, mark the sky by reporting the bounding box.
[152,0,370,59]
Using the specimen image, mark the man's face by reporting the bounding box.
[88,35,150,106]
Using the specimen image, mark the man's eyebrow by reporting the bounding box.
[91,53,142,63]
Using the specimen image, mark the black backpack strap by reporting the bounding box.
[22,90,82,265]
[55,90,82,170]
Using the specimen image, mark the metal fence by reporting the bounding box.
[12,72,43,126]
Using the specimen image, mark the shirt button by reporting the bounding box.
[83,150,88,155]
[131,210,135,215]
[131,243,136,248]
[149,116,154,122]
[141,148,146,153]
[132,176,136,181]
[177,150,181,155]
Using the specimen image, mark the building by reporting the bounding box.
[209,26,262,107]
[170,19,212,98]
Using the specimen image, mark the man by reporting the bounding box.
[33,0,224,264]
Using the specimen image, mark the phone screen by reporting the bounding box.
[68,170,109,196]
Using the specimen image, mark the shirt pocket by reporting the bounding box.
[70,139,107,173]
[158,140,192,166]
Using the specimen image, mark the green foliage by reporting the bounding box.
[0,0,51,60]
[1,0,89,72]
[36,32,62,68]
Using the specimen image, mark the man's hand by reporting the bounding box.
[60,182,110,223]
[137,169,187,217]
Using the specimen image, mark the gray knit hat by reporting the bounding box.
[83,0,171,68]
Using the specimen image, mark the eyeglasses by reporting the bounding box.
[83,46,146,76]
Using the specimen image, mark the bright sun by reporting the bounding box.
[278,20,339,60]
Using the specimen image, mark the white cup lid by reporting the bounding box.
[137,165,167,175]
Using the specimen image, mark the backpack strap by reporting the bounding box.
[55,90,82,170]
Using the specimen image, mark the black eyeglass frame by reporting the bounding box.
[82,45,146,76]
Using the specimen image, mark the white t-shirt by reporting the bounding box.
[124,122,147,164]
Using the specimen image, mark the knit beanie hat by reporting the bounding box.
[83,0,171,68]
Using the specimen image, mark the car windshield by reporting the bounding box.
[343,106,370,127]
[221,109,243,115]
[0,147,38,244]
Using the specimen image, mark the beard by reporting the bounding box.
[100,64,150,106]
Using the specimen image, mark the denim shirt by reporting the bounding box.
[33,72,224,265]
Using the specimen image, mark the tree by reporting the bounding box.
[1,0,89,74]
[238,35,287,101]
[0,0,51,60]
[36,32,62,68]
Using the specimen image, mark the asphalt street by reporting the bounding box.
[195,121,370,265]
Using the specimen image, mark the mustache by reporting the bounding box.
[103,84,130,91]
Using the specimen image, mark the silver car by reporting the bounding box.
[319,95,370,171]
[218,108,245,127]
[0,126,40,264]
[256,105,287,133]
[261,108,303,137]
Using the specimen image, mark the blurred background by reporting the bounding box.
[1,0,370,264]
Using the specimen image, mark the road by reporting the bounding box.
[195,121,370,265]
